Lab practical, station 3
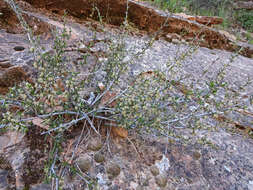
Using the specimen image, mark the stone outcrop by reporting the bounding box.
[0,1,253,189]
[174,13,224,26]
[20,0,253,57]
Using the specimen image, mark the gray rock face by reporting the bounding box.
[30,184,51,190]
[0,169,9,190]
[0,2,253,190]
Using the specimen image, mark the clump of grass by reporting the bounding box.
[235,10,253,33]
[153,0,189,12]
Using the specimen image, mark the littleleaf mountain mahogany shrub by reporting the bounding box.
[0,25,251,139]
[0,0,251,143]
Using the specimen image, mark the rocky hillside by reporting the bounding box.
[0,0,253,190]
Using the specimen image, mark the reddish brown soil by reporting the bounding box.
[19,0,253,57]
[0,1,22,33]
[0,1,52,35]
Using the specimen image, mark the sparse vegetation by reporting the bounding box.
[0,0,252,189]
[145,0,253,33]
[235,9,253,32]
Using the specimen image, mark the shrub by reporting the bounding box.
[0,4,250,138]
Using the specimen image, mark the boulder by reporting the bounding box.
[21,0,252,57]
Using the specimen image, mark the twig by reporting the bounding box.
[50,148,59,190]
[105,126,112,155]
[126,137,141,158]
[75,164,91,184]
[162,111,221,124]
[0,99,22,106]
[41,115,87,135]
[0,124,7,129]
[71,121,86,162]
[90,81,114,106]
[92,115,116,121]
[103,88,129,107]
[83,113,100,135]
[22,111,80,122]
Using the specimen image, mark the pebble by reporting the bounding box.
[76,156,92,172]
[193,151,201,160]
[150,165,159,176]
[94,153,105,163]
[155,174,167,188]
[88,138,103,151]
[106,162,121,179]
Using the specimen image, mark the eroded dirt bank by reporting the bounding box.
[18,0,253,58]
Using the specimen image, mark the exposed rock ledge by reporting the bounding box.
[0,1,253,189]
[18,0,253,58]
